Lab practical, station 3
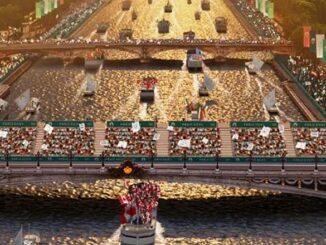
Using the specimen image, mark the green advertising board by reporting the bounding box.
[168,121,217,128]
[0,121,37,127]
[46,121,94,127]
[230,121,278,128]
[291,122,326,128]
[107,121,155,128]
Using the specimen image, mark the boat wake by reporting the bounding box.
[155,221,167,245]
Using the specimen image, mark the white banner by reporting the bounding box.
[131,122,140,133]
[0,130,8,138]
[100,140,109,146]
[79,123,86,131]
[295,142,306,150]
[177,139,191,148]
[44,124,54,134]
[316,34,325,58]
[259,126,271,138]
[153,133,160,141]
[118,141,128,149]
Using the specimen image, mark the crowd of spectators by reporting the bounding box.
[104,127,156,156]
[0,54,28,82]
[169,127,221,156]
[42,0,104,40]
[292,127,326,156]
[231,127,286,156]
[41,127,95,156]
[230,0,283,39]
[0,127,36,155]
[287,56,326,110]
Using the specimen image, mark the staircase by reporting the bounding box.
[156,123,169,156]
[219,122,233,156]
[94,121,106,156]
[33,122,45,154]
[283,123,296,156]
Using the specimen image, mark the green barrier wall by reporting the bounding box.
[169,121,217,127]
[291,122,326,128]
[46,121,94,127]
[107,121,155,127]
[0,121,37,127]
[230,121,278,128]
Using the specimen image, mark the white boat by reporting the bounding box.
[83,74,96,96]
[119,182,160,245]
[25,98,40,114]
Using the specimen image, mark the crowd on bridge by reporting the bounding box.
[104,127,156,156]
[0,126,36,155]
[0,54,28,82]
[231,0,283,39]
[287,56,326,110]
[231,127,286,156]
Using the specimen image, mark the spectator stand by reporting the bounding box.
[168,121,221,156]
[40,121,95,156]
[105,121,157,157]
[0,120,37,156]
[291,121,326,156]
[230,121,286,157]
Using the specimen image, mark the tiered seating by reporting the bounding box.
[231,124,286,156]
[41,126,95,156]
[0,127,36,155]
[105,124,156,156]
[169,124,221,156]
[292,123,326,156]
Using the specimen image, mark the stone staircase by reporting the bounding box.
[33,122,45,155]
[283,123,296,157]
[156,123,169,156]
[94,121,106,155]
[219,122,233,156]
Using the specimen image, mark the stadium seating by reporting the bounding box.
[292,127,326,156]
[0,127,36,155]
[231,127,286,156]
[105,127,156,156]
[169,127,221,156]
[41,127,95,156]
[287,56,326,110]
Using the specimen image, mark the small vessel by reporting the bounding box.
[122,0,131,10]
[187,0,192,4]
[201,0,210,10]
[215,17,227,33]
[83,74,96,96]
[132,10,138,21]
[148,0,153,4]
[186,49,203,72]
[183,31,195,40]
[164,1,172,13]
[25,97,40,114]
[138,77,158,103]
[119,28,133,40]
[85,49,104,71]
[195,11,201,20]
[157,19,170,34]
[119,182,160,245]
[96,22,108,34]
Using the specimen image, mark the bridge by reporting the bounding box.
[0,39,293,61]
[1,160,326,199]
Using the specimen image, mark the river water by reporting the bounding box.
[1,192,325,244]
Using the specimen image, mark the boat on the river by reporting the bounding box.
[119,182,160,245]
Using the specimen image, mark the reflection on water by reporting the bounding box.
[1,194,326,244]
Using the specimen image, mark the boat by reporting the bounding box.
[187,0,192,4]
[25,97,40,114]
[148,0,152,4]
[138,77,158,103]
[164,1,172,13]
[85,49,104,71]
[119,182,160,245]
[83,74,96,96]
[122,0,131,10]
[183,31,195,40]
[201,0,210,10]
[245,56,264,75]
[157,19,170,34]
[119,29,133,41]
[12,226,41,245]
[132,11,138,21]
[215,17,227,33]
[186,49,203,72]
[96,22,108,34]
[195,11,201,20]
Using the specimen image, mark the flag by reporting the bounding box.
[40,0,45,16]
[316,34,325,58]
[35,1,42,19]
[54,0,58,9]
[15,89,30,110]
[255,0,259,9]
[118,195,131,205]
[267,0,274,19]
[199,105,206,121]
[309,31,316,53]
[303,26,311,48]
[43,0,49,14]
[60,0,64,5]
[323,39,326,63]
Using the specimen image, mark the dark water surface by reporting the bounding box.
[0,194,325,244]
